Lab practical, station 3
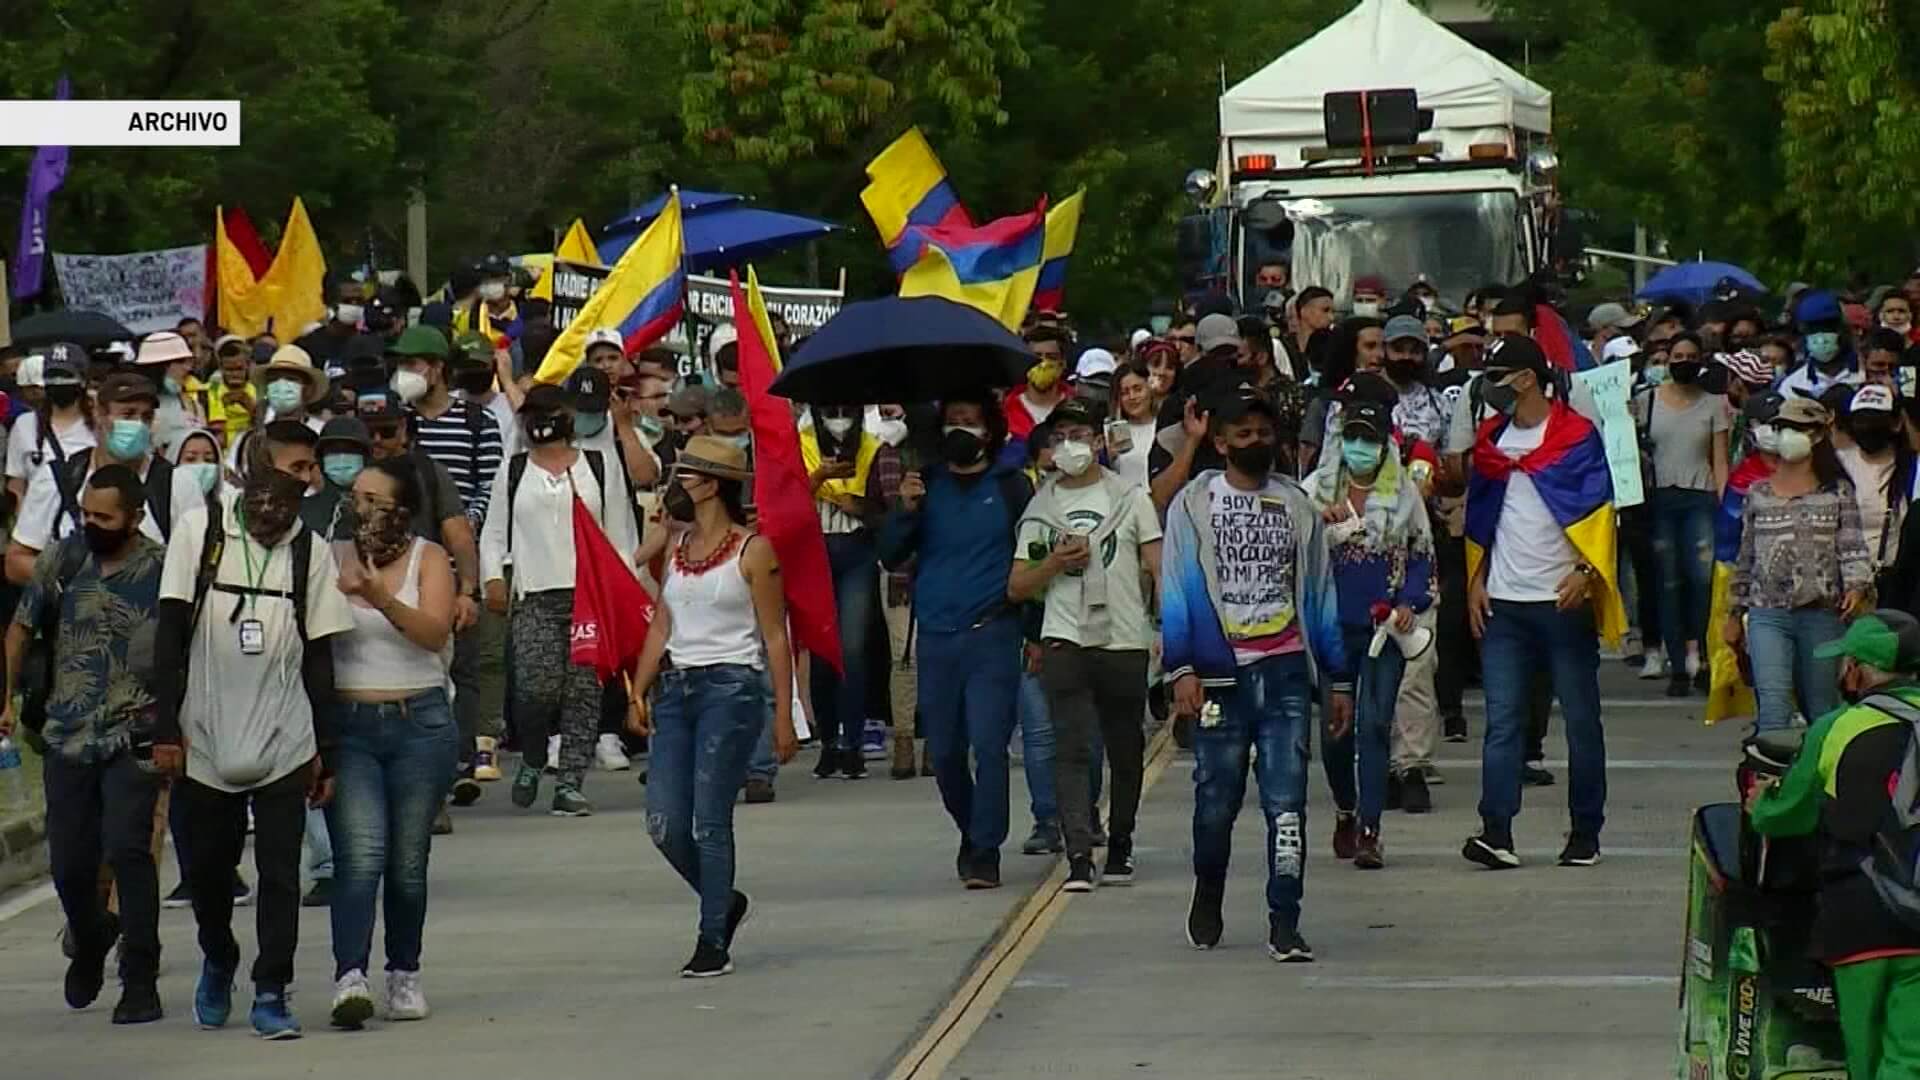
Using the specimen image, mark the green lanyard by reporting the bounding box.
[234,508,275,616]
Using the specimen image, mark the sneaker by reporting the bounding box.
[1063,856,1097,892]
[1267,926,1315,963]
[723,890,753,950]
[743,778,776,804]
[1666,673,1691,698]
[1331,812,1359,860]
[1621,629,1643,668]
[384,970,429,1021]
[162,881,192,910]
[63,913,117,1008]
[862,719,888,761]
[1462,829,1521,870]
[194,962,235,1029]
[1685,645,1701,679]
[1638,648,1667,680]
[449,775,483,807]
[963,849,1002,890]
[1442,714,1468,743]
[813,746,840,779]
[301,878,333,908]
[1022,820,1064,855]
[1185,877,1225,950]
[111,981,163,1025]
[550,786,593,817]
[1102,839,1135,886]
[595,733,631,772]
[250,988,302,1040]
[330,970,375,1029]
[1558,832,1602,867]
[234,876,254,907]
[681,940,733,978]
[1522,762,1556,787]
[544,735,561,774]
[1353,829,1385,870]
[510,762,541,808]
[1401,769,1432,814]
[472,736,503,781]
[431,804,453,835]
[839,751,868,780]
[1420,762,1445,786]
[1385,772,1403,811]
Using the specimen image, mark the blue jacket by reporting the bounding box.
[878,461,1030,634]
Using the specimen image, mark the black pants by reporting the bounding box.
[44,752,163,982]
[1434,531,1472,719]
[1619,503,1661,648]
[176,768,307,990]
[1040,645,1148,860]
[1527,670,1552,763]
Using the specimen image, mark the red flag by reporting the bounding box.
[569,495,654,681]
[732,268,843,676]
[224,207,273,279]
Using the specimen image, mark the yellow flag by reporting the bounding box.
[217,198,327,339]
[530,218,603,302]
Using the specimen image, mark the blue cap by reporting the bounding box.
[1793,289,1843,326]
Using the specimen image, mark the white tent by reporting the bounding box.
[1219,0,1550,145]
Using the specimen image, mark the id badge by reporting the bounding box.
[238,618,266,656]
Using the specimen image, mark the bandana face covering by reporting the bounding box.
[241,469,308,545]
[354,503,414,567]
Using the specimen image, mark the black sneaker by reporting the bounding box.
[1558,832,1602,867]
[723,890,753,949]
[112,981,164,1025]
[1462,829,1521,870]
[1267,925,1315,963]
[1385,771,1404,811]
[301,878,333,908]
[963,848,1002,890]
[1021,820,1064,855]
[813,747,840,779]
[839,752,868,780]
[1063,856,1097,893]
[64,913,118,1008]
[1666,673,1691,698]
[1101,839,1135,886]
[162,882,192,910]
[449,775,483,807]
[680,940,733,978]
[1442,714,1468,742]
[1185,877,1225,950]
[743,778,777,804]
[1400,769,1432,814]
[1522,762,1556,787]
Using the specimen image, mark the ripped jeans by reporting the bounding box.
[644,664,769,949]
[1190,652,1312,933]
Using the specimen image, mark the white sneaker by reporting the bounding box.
[545,735,561,774]
[595,733,631,772]
[1685,645,1701,678]
[1638,648,1667,680]
[385,970,429,1021]
[330,970,375,1029]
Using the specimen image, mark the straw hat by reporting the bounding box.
[677,434,752,481]
[261,345,330,406]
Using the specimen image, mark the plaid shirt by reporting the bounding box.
[874,445,913,604]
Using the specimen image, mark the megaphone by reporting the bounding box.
[1367,619,1434,662]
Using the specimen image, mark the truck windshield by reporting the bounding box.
[1241,190,1525,313]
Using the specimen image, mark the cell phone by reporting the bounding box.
[1104,416,1133,454]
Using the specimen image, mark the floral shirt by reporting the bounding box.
[1732,481,1873,614]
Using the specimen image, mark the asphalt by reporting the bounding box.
[0,664,1740,1080]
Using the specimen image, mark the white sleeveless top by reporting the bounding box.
[662,533,762,669]
[335,539,448,692]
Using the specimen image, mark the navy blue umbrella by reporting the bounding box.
[1636,260,1765,306]
[770,296,1033,405]
[599,191,838,274]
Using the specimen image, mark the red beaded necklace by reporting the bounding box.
[673,528,744,576]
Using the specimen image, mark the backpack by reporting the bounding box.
[16,537,90,740]
[506,449,607,550]
[36,418,82,534]
[189,497,311,645]
[1857,691,1920,932]
[62,455,173,541]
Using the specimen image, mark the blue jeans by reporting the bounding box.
[1479,600,1606,838]
[1191,653,1312,932]
[645,664,768,948]
[305,807,333,881]
[1650,487,1716,665]
[810,531,879,752]
[918,615,1021,854]
[1745,607,1845,731]
[324,688,459,977]
[1017,670,1103,827]
[1322,625,1406,830]
[748,696,778,783]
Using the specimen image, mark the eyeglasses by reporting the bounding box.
[1046,428,1098,447]
[367,424,403,440]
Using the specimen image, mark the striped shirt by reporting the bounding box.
[413,399,504,527]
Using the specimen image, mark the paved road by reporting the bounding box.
[0,667,1738,1079]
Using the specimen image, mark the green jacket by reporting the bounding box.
[1749,684,1918,839]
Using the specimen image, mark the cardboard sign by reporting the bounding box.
[1572,361,1643,509]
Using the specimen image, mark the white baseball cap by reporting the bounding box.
[1129,328,1152,350]
[1074,347,1118,380]
[584,328,624,353]
[1601,336,1641,364]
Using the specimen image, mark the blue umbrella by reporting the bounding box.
[770,296,1033,405]
[1636,260,1766,306]
[600,191,838,274]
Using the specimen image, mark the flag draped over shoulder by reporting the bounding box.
[530,218,603,302]
[1464,401,1626,646]
[535,193,683,385]
[569,494,654,682]
[215,198,326,338]
[1705,454,1773,725]
[861,127,973,274]
[897,203,1047,332]
[1032,189,1084,314]
[733,267,842,676]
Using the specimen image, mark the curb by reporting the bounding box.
[0,811,49,894]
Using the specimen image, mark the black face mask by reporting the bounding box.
[1225,441,1275,477]
[82,523,133,556]
[663,484,697,522]
[1481,380,1520,415]
[1670,362,1701,385]
[525,413,572,445]
[454,369,494,395]
[1854,425,1897,454]
[941,428,987,467]
[1386,359,1424,383]
[46,384,82,408]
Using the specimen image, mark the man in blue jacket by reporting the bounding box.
[880,395,1031,890]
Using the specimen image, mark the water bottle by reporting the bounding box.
[0,736,23,815]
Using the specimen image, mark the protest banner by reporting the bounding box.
[549,261,844,376]
[1572,361,1643,509]
[52,244,207,333]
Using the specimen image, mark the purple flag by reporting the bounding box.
[11,76,72,301]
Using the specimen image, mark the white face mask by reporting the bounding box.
[391,369,430,405]
[1885,313,1912,332]
[1352,301,1382,319]
[334,303,364,326]
[1053,439,1095,477]
[874,418,909,447]
[1775,428,1814,462]
[823,416,855,438]
[480,281,508,302]
[1750,423,1780,455]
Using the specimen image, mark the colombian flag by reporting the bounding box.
[1032,189,1084,314]
[1465,401,1626,646]
[898,202,1047,332]
[534,192,684,385]
[1704,454,1773,725]
[861,128,974,274]
[1534,304,1595,372]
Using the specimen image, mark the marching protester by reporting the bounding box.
[1108,364,1159,490]
[1833,383,1912,570]
[629,436,797,977]
[130,331,207,452]
[5,344,94,504]
[800,402,883,780]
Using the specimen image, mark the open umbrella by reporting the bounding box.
[1636,261,1766,306]
[769,295,1032,405]
[599,189,837,274]
[11,309,133,348]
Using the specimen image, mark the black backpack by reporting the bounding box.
[60,455,174,540]
[188,497,312,647]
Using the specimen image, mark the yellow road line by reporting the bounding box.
[885,723,1182,1080]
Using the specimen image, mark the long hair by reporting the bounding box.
[714,476,751,526]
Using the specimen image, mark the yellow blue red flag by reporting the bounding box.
[861,127,974,274]
[897,202,1047,332]
[1033,189,1084,314]
[534,192,684,385]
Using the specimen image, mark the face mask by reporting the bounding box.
[354,503,414,567]
[163,375,184,397]
[1352,301,1382,319]
[525,413,572,445]
[1026,361,1063,393]
[83,522,133,556]
[1885,314,1912,332]
[46,384,82,409]
[334,303,364,326]
[942,425,988,467]
[575,412,609,438]
[1775,428,1814,463]
[1750,423,1780,455]
[391,369,430,405]
[1805,332,1841,365]
[663,483,698,523]
[1670,362,1700,385]
[1053,439,1095,477]
[322,452,365,488]
[1225,441,1275,477]
[1340,437,1384,476]
[1481,380,1520,415]
[267,379,305,413]
[455,368,494,395]
[823,416,856,439]
[105,418,151,462]
[637,414,665,443]
[181,461,219,495]
[1641,364,1669,387]
[1854,425,1896,454]
[480,281,508,302]
[875,418,909,447]
[1386,358,1423,382]
[240,468,308,544]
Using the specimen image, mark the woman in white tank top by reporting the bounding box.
[630,436,797,978]
[322,458,457,1027]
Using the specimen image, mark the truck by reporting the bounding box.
[1179,0,1559,314]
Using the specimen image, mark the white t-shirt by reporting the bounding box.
[1485,418,1580,603]
[13,454,203,551]
[7,411,96,484]
[1205,474,1305,664]
[1113,420,1157,490]
[1837,444,1899,563]
[1016,477,1161,650]
[160,492,356,793]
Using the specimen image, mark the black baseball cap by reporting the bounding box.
[31,342,88,385]
[1205,382,1277,426]
[521,382,573,416]
[1482,333,1550,382]
[356,391,405,426]
[1341,398,1392,439]
[1049,399,1102,431]
[566,366,611,414]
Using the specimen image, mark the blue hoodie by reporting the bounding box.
[878,461,1031,634]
